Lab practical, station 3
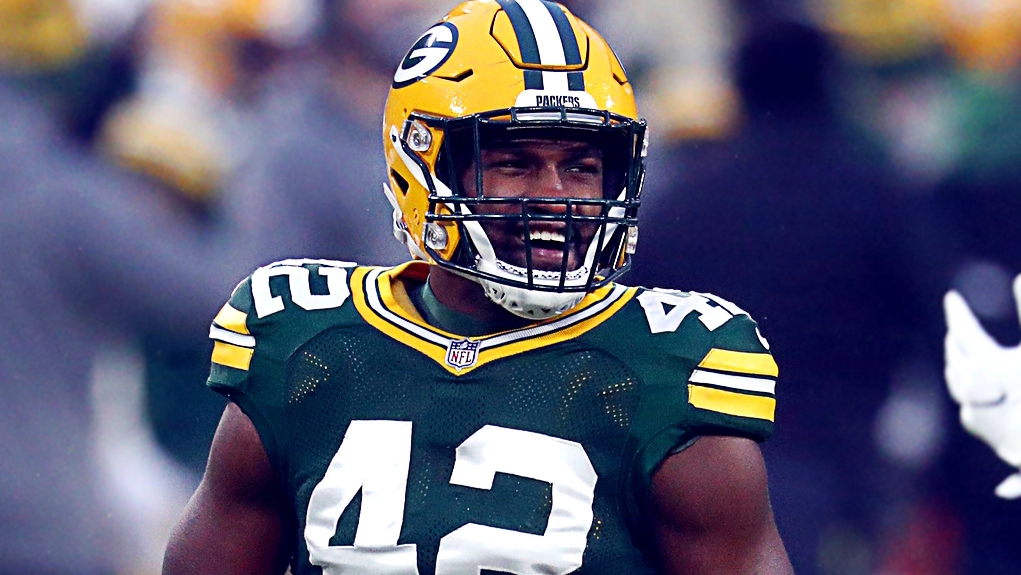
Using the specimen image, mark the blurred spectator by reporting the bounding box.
[914,103,1021,575]
[94,0,324,482]
[99,0,322,204]
[631,20,913,574]
[591,0,741,142]
[220,0,446,265]
[0,76,246,572]
[0,2,256,569]
[819,1,1021,571]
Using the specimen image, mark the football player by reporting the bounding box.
[162,1,793,574]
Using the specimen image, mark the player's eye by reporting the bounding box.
[565,159,602,175]
[483,153,529,172]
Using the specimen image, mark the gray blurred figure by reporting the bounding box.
[629,21,909,574]
[223,0,450,266]
[0,74,244,574]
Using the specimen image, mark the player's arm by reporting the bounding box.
[648,435,793,575]
[163,402,291,575]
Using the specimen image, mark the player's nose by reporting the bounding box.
[530,162,566,197]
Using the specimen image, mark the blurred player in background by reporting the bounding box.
[162,1,792,574]
[96,0,325,486]
[0,1,262,572]
[217,0,447,266]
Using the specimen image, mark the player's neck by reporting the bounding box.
[426,267,534,330]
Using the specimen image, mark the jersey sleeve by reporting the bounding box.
[617,289,779,556]
[203,259,361,474]
[681,312,777,440]
[203,273,291,471]
[205,275,259,396]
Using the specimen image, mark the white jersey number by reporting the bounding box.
[637,289,746,333]
[305,423,598,575]
[251,259,355,318]
[637,289,771,349]
[305,421,418,574]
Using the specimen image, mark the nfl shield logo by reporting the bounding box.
[445,338,480,370]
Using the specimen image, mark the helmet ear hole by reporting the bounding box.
[390,169,410,195]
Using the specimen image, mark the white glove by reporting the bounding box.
[943,275,1021,499]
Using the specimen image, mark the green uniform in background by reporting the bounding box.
[206,259,777,575]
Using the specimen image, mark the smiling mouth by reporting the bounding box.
[482,220,595,272]
[520,226,588,271]
[527,229,567,249]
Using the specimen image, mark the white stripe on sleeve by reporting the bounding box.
[210,324,256,348]
[688,369,776,395]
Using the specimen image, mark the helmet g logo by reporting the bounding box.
[392,22,459,88]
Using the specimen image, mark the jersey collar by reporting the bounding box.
[350,261,637,375]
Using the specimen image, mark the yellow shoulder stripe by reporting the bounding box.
[350,265,452,367]
[213,303,250,335]
[698,348,778,377]
[387,271,426,323]
[211,341,253,371]
[688,384,775,422]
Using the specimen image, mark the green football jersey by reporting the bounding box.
[206,259,777,575]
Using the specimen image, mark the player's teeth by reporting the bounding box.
[529,230,565,243]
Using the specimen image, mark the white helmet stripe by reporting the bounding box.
[516,0,567,66]
[459,205,498,263]
[601,188,628,250]
[495,0,575,92]
[515,0,569,92]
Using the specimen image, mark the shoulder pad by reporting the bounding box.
[633,286,777,426]
[248,259,359,319]
[207,259,362,380]
[635,287,770,348]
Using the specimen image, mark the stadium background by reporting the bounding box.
[1,0,1020,573]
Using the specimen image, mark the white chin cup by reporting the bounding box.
[456,205,600,319]
[471,249,591,320]
[477,277,585,320]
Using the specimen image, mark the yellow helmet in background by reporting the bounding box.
[99,0,318,201]
[813,0,945,64]
[98,89,230,202]
[0,0,88,72]
[382,0,647,319]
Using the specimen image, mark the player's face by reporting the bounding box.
[461,139,604,272]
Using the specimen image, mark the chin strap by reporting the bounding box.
[476,277,585,320]
[462,211,599,320]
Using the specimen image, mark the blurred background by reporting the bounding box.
[1,0,1019,573]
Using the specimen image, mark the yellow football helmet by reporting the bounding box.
[383,0,647,319]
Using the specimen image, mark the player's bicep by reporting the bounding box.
[163,403,290,575]
[648,436,792,575]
